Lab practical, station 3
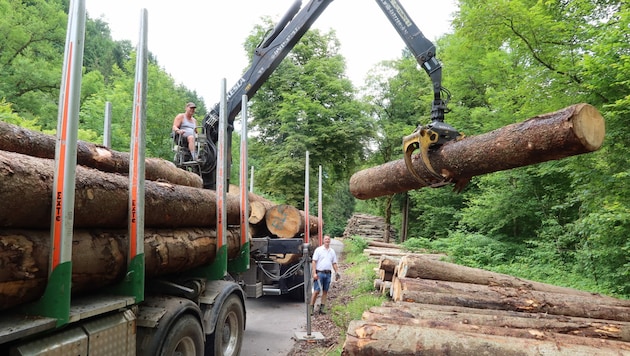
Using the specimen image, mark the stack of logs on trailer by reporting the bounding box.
[0,121,317,311]
[342,240,630,355]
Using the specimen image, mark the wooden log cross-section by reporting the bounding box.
[0,121,202,188]
[350,103,606,199]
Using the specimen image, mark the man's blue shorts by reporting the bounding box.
[314,271,332,292]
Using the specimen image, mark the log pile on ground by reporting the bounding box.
[343,252,630,355]
[0,125,320,311]
[343,213,396,241]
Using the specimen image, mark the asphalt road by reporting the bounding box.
[240,238,344,355]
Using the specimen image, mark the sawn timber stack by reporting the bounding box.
[350,103,605,199]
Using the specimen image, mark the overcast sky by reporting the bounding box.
[85,0,458,108]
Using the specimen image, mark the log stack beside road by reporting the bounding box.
[343,248,630,355]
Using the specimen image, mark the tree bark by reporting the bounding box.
[350,104,606,199]
[360,310,630,350]
[342,320,627,356]
[394,277,630,309]
[0,227,243,310]
[0,121,202,188]
[0,150,242,228]
[396,254,623,301]
[369,303,630,342]
[394,287,630,322]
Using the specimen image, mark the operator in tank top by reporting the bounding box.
[172,102,198,160]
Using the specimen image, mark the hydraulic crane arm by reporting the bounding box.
[200,0,333,188]
[375,0,463,186]
[197,0,461,189]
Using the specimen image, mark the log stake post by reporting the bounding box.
[194,79,229,279]
[295,242,324,341]
[110,9,148,302]
[22,0,86,326]
[295,151,324,341]
[229,95,250,273]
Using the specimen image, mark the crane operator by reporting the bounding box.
[172,102,198,160]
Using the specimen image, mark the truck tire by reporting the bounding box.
[205,295,244,356]
[159,314,204,356]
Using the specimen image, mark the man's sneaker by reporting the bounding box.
[319,306,326,315]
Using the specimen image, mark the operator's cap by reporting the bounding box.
[186,102,197,109]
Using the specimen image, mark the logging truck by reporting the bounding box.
[0,0,465,355]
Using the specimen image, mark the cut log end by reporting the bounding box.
[572,103,605,151]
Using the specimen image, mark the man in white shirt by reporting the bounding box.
[310,235,339,315]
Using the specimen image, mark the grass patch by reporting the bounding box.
[327,236,387,355]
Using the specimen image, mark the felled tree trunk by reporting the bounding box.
[359,311,630,350]
[397,254,617,300]
[0,227,243,310]
[393,287,630,322]
[350,104,606,199]
[0,121,202,188]
[0,150,241,228]
[342,320,626,356]
[368,303,630,342]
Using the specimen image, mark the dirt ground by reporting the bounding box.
[286,260,353,356]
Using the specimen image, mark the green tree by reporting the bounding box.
[0,0,67,122]
[247,24,374,208]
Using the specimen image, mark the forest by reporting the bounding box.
[0,0,627,298]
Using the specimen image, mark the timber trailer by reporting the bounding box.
[0,0,460,354]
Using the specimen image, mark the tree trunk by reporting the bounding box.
[397,254,623,301]
[394,277,630,309]
[394,287,630,322]
[342,320,627,356]
[369,303,630,342]
[0,150,242,229]
[0,227,243,310]
[0,121,202,188]
[350,104,606,199]
[360,310,630,350]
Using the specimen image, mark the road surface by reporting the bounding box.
[240,238,344,355]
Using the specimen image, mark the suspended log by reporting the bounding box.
[350,103,606,199]
[0,150,242,229]
[0,227,243,310]
[369,303,630,342]
[342,320,627,356]
[397,254,623,301]
[0,121,202,188]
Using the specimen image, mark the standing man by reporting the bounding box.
[172,102,198,160]
[310,235,339,315]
